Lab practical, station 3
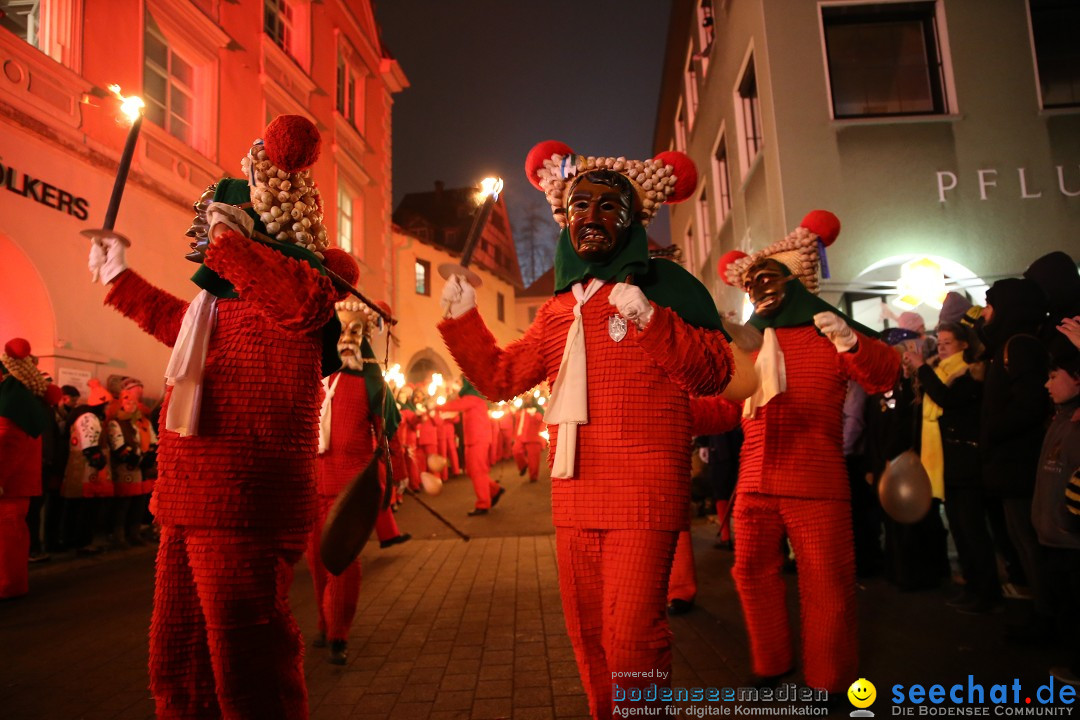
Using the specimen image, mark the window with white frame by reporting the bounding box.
[337,184,354,255]
[736,55,763,172]
[1028,0,1080,109]
[696,0,715,57]
[696,188,711,268]
[675,102,688,153]
[684,49,700,127]
[712,132,732,227]
[822,2,950,118]
[336,42,367,133]
[415,259,430,296]
[0,0,80,68]
[144,12,196,147]
[264,0,293,52]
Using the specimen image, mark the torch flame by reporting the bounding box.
[108,84,145,123]
[479,177,504,202]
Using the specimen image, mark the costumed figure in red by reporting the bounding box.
[61,378,115,555]
[86,114,357,718]
[438,142,753,717]
[396,387,423,491]
[438,408,462,476]
[0,339,62,598]
[512,398,547,482]
[440,378,504,515]
[105,378,157,547]
[716,213,900,695]
[307,299,404,665]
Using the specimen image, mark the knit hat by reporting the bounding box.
[525,140,697,228]
[938,292,973,326]
[898,312,926,334]
[86,378,113,407]
[718,210,841,294]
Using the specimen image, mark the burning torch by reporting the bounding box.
[438,176,503,288]
[80,85,145,248]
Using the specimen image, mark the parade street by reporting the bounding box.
[0,458,1070,720]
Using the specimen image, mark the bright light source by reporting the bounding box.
[479,177,504,202]
[533,390,541,399]
[741,294,754,323]
[537,397,546,406]
[895,257,946,310]
[436,396,446,406]
[490,410,504,419]
[513,397,523,408]
[539,429,549,441]
[108,84,145,123]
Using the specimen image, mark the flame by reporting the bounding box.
[436,396,446,406]
[479,177,504,202]
[490,410,505,420]
[539,429,549,441]
[108,84,145,123]
[513,397,523,409]
[537,397,546,406]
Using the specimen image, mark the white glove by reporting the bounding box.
[814,311,857,352]
[88,234,127,285]
[205,202,254,240]
[608,282,654,330]
[441,274,476,319]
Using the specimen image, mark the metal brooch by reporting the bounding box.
[608,314,628,342]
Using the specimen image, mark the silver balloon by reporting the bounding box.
[879,449,933,524]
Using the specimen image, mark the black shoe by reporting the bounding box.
[667,598,694,616]
[467,508,489,517]
[519,466,527,477]
[379,533,412,549]
[491,487,505,507]
[312,632,327,648]
[328,640,347,665]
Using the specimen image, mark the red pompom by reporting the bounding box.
[322,248,360,300]
[525,140,574,190]
[263,114,321,172]
[43,384,63,407]
[717,250,750,287]
[375,300,393,319]
[800,210,841,247]
[4,338,31,359]
[653,151,698,204]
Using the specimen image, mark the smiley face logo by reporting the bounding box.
[847,678,876,709]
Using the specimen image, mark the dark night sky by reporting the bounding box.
[374,1,674,284]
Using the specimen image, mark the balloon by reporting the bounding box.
[427,453,448,474]
[878,450,932,524]
[420,471,443,496]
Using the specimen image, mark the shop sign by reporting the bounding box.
[936,165,1080,203]
[0,158,90,220]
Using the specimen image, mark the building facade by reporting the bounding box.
[391,182,524,385]
[655,0,1079,328]
[0,0,405,398]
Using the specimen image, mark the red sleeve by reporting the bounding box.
[635,304,735,397]
[438,306,548,402]
[104,270,189,348]
[203,231,335,334]
[689,395,742,436]
[841,332,902,395]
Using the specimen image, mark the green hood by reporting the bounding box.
[748,275,878,338]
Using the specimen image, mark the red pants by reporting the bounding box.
[466,441,500,509]
[305,495,360,643]
[417,442,447,480]
[375,504,401,542]
[403,446,420,491]
[732,493,856,692]
[0,498,31,599]
[440,432,461,475]
[556,527,678,719]
[150,524,308,719]
[667,528,697,604]
[512,440,542,481]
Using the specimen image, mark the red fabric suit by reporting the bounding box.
[104,232,335,719]
[498,411,515,460]
[0,416,42,598]
[667,397,743,604]
[440,393,500,510]
[512,409,546,482]
[439,285,733,718]
[415,412,440,480]
[732,326,898,692]
[306,371,381,643]
[398,408,421,491]
[438,412,461,475]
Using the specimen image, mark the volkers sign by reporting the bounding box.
[936,165,1080,203]
[1,159,90,220]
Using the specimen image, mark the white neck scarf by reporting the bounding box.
[545,278,604,479]
[164,290,218,436]
[743,327,786,418]
[318,374,341,454]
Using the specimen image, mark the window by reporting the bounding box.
[2,1,41,49]
[684,50,700,127]
[497,292,505,323]
[144,12,195,146]
[415,259,430,296]
[736,56,763,169]
[696,0,715,56]
[528,306,538,323]
[336,42,367,132]
[675,102,688,153]
[264,0,293,52]
[697,188,711,266]
[1029,0,1080,108]
[685,225,695,271]
[0,0,80,69]
[337,185,353,255]
[822,2,950,118]
[712,133,732,226]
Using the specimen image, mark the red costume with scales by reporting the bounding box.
[512,407,546,482]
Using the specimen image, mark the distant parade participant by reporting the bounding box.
[438,141,751,717]
[396,387,422,491]
[0,339,61,598]
[440,378,504,515]
[61,379,114,555]
[438,409,462,476]
[105,378,156,547]
[86,114,357,717]
[717,212,899,696]
[512,398,546,482]
[307,300,404,664]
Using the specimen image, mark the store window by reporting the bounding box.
[144,12,196,147]
[415,259,431,296]
[822,2,950,118]
[1028,0,1080,108]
